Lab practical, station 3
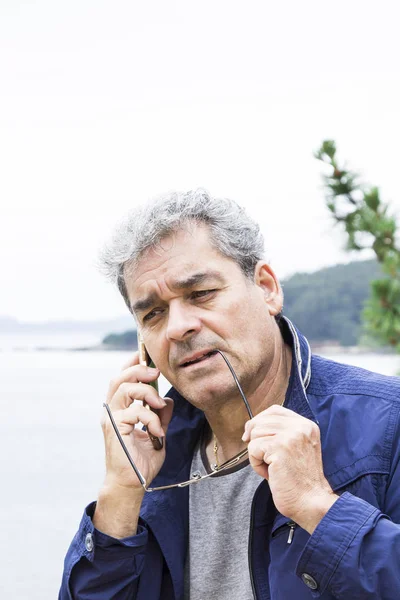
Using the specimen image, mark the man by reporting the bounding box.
[60,189,400,599]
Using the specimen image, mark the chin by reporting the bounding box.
[178,379,238,410]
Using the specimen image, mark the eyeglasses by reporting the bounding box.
[103,350,253,492]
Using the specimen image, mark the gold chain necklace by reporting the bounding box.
[213,434,220,469]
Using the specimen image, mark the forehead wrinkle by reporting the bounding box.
[173,270,224,289]
[131,270,225,315]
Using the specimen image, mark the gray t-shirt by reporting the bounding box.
[183,428,263,600]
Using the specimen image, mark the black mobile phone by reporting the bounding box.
[137,331,164,450]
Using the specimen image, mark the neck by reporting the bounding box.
[204,335,292,463]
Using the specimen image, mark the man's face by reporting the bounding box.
[126,224,283,410]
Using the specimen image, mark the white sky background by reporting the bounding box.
[1,0,399,322]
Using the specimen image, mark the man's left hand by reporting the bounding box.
[242,404,339,534]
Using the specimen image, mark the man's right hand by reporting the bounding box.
[93,353,174,538]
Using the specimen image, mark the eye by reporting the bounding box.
[143,308,164,323]
[191,289,217,300]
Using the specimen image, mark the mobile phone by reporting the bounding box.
[137,331,164,450]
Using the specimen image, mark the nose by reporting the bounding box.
[166,301,201,342]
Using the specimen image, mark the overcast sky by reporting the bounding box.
[1,0,399,322]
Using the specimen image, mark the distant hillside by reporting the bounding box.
[100,259,382,349]
[282,259,382,346]
[102,330,138,349]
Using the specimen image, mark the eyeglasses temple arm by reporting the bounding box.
[215,350,253,419]
[102,403,147,489]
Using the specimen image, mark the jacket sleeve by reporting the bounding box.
[59,502,148,600]
[296,414,400,599]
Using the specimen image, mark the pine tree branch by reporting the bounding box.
[315,140,400,350]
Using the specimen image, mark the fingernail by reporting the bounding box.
[160,399,167,407]
[242,432,248,442]
[147,366,159,372]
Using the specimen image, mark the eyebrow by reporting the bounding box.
[131,270,224,314]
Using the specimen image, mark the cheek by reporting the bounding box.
[234,303,273,356]
[144,333,168,370]
[231,295,268,331]
[209,298,250,340]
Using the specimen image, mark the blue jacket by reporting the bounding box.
[60,318,400,599]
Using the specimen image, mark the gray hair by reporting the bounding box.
[99,189,265,311]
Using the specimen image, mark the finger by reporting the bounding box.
[158,398,174,435]
[247,438,272,480]
[121,351,140,371]
[244,422,285,441]
[124,403,165,438]
[107,365,160,402]
[248,438,276,468]
[101,401,146,437]
[242,415,287,442]
[111,403,165,438]
[264,404,296,417]
[109,381,166,411]
[242,404,298,440]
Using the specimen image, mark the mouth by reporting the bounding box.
[180,350,219,368]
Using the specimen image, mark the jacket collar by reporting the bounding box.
[280,316,316,422]
[281,315,312,390]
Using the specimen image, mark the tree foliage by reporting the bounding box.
[315,141,400,351]
[283,260,381,346]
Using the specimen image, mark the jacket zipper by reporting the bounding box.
[286,521,296,544]
[248,488,260,600]
[271,520,297,543]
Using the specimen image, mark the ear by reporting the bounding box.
[253,261,283,316]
